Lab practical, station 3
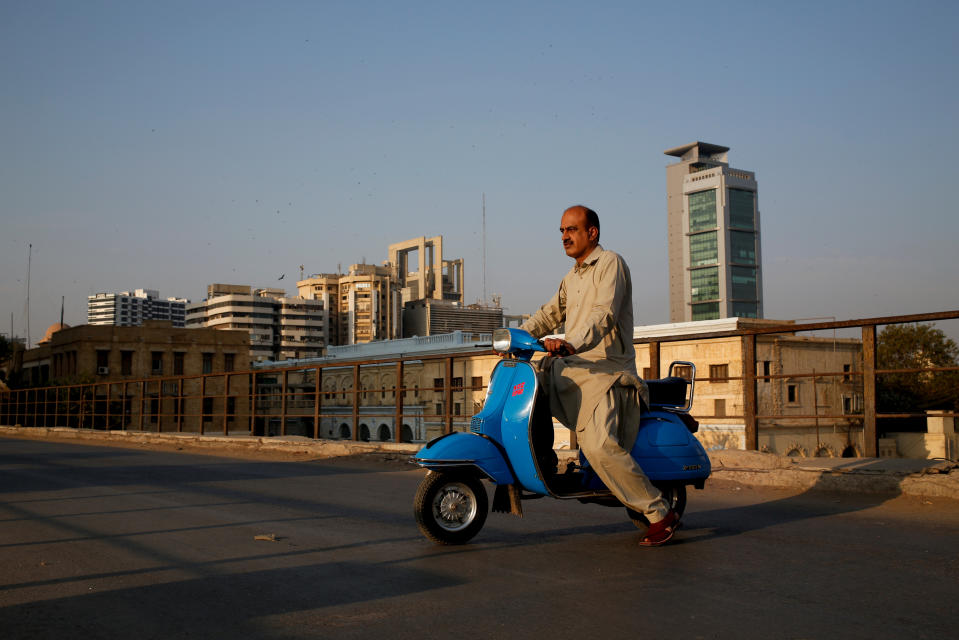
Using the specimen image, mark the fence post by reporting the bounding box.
[445,357,453,434]
[649,340,661,379]
[394,360,404,443]
[742,334,758,450]
[280,370,288,437]
[352,364,360,441]
[314,367,322,440]
[199,376,206,435]
[223,374,230,435]
[862,325,878,457]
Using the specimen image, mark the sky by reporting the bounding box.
[2,0,958,346]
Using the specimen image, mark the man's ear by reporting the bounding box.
[589,226,599,242]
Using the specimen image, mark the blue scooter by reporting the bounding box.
[411,328,711,544]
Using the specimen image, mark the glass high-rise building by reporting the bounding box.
[665,142,762,322]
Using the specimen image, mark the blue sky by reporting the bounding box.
[2,0,958,344]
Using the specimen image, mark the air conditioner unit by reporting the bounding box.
[97,366,110,375]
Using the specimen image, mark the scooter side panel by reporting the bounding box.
[631,410,712,482]
[497,360,550,495]
[412,432,514,484]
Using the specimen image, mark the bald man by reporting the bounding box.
[521,205,681,546]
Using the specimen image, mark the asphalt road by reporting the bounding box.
[1,437,957,639]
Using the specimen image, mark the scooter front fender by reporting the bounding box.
[411,432,515,485]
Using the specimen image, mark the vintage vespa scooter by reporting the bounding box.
[411,327,711,544]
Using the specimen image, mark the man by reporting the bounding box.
[521,205,680,546]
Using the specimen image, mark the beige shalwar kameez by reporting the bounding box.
[521,244,669,521]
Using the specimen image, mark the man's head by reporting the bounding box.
[560,205,600,264]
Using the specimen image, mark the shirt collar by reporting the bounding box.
[575,244,604,272]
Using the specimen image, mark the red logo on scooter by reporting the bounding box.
[511,382,525,396]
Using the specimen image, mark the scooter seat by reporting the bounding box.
[646,376,688,407]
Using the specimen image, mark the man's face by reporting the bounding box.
[560,208,597,263]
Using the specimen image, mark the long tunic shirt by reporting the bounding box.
[521,244,648,431]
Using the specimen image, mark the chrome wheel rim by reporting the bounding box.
[431,482,477,532]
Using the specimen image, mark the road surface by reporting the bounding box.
[1,437,957,639]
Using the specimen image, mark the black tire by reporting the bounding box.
[626,484,687,529]
[414,471,489,545]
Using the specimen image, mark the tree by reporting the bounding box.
[0,335,11,362]
[877,323,959,429]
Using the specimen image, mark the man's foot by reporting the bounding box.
[639,510,681,547]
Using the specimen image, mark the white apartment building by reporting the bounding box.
[186,284,326,362]
[88,289,189,327]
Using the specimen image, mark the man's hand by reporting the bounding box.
[542,338,576,357]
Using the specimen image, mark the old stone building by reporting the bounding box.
[14,321,250,387]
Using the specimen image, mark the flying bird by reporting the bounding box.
[278,274,285,280]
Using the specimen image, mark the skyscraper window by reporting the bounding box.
[729,189,755,230]
[688,190,717,232]
[689,232,719,266]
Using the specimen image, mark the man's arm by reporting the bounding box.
[563,252,629,353]
[520,283,566,339]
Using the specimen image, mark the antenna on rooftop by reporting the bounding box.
[26,243,32,348]
[299,264,304,280]
[482,193,487,306]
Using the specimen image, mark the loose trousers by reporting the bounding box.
[577,383,669,523]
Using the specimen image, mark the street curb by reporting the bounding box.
[3,425,958,500]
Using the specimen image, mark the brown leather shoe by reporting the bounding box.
[639,510,681,547]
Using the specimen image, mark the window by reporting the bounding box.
[433,377,444,392]
[732,302,759,318]
[673,365,693,381]
[435,403,443,416]
[203,397,213,422]
[454,403,461,416]
[843,396,852,414]
[729,188,755,230]
[763,360,771,383]
[227,397,236,423]
[709,364,729,381]
[843,364,852,382]
[121,351,134,376]
[787,384,799,404]
[730,231,756,265]
[173,352,185,375]
[688,189,717,232]
[202,353,213,374]
[96,350,109,369]
[731,266,757,300]
[452,377,463,391]
[691,302,719,321]
[690,267,719,302]
[471,376,483,391]
[714,399,726,417]
[224,353,235,373]
[149,397,159,424]
[689,232,718,267]
[151,351,164,375]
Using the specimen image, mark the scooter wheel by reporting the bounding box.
[414,471,489,545]
[626,484,687,529]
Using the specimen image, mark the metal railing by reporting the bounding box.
[3,310,958,457]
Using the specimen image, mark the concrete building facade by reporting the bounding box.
[665,142,762,322]
[13,321,250,387]
[296,235,467,346]
[88,289,189,328]
[185,284,326,362]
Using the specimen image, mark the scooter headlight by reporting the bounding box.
[492,328,512,353]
